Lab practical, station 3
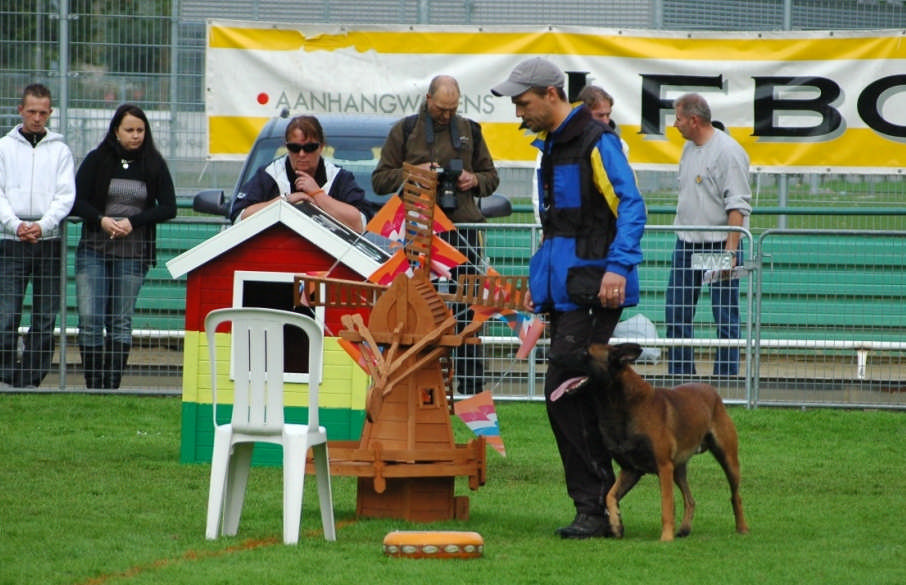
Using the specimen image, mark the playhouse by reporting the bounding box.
[166,200,387,464]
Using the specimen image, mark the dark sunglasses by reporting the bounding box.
[285,142,321,154]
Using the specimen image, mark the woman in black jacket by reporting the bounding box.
[72,104,176,389]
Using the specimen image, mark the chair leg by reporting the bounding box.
[311,442,336,541]
[283,436,307,545]
[205,430,233,540]
[222,443,253,537]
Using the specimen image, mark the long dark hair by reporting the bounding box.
[92,103,166,198]
[101,103,162,161]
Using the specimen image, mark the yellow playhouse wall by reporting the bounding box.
[180,330,369,464]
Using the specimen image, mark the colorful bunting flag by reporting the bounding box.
[469,268,517,324]
[515,313,546,359]
[367,249,411,285]
[365,194,455,242]
[473,304,546,360]
[366,195,406,241]
[337,337,383,374]
[428,235,468,279]
[453,390,506,457]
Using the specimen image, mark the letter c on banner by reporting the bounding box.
[857,74,906,139]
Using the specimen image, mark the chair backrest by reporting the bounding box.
[204,307,324,434]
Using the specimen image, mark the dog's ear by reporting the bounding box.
[613,343,644,366]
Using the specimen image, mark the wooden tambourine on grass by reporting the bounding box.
[382,531,484,559]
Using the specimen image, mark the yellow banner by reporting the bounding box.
[206,23,906,172]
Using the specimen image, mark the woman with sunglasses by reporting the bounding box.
[229,115,372,231]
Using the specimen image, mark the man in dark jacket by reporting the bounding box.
[373,75,499,395]
[492,58,646,539]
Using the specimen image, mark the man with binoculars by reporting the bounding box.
[372,74,499,395]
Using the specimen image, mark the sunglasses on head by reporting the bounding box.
[285,142,321,154]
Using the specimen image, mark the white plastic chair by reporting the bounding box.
[204,307,336,544]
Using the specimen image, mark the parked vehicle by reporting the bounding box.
[193,112,510,219]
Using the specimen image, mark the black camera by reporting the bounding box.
[436,158,463,212]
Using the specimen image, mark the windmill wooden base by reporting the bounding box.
[298,271,489,521]
[323,440,485,522]
[296,163,526,522]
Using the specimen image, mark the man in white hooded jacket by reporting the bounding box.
[0,83,75,387]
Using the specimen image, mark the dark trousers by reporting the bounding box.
[0,239,62,387]
[443,226,485,393]
[544,305,622,516]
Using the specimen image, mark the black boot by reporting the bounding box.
[102,341,131,389]
[555,512,613,539]
[80,345,105,389]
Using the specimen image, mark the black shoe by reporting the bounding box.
[555,513,612,539]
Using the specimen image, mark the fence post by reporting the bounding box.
[58,222,69,389]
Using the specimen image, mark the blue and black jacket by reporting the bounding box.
[529,105,646,313]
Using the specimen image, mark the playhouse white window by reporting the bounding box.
[230,270,326,383]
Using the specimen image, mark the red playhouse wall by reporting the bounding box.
[183,224,370,333]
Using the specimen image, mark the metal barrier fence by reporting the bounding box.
[2,1,905,407]
[6,216,905,410]
[752,229,906,409]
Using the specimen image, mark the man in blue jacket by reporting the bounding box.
[492,58,646,539]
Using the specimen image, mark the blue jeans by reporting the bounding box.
[0,239,62,386]
[75,244,148,347]
[665,239,742,376]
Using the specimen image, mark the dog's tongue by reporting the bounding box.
[550,376,588,402]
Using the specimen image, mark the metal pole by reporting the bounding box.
[778,175,788,229]
[56,0,71,389]
[778,0,792,230]
[170,0,180,160]
[58,0,70,136]
[36,0,44,74]
[58,223,68,389]
[417,0,429,24]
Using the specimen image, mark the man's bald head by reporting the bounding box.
[426,75,461,125]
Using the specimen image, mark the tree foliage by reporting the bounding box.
[1,1,171,73]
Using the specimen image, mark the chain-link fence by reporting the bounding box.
[1,1,905,405]
[4,1,906,201]
[3,209,905,410]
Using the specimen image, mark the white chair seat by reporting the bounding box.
[204,307,336,544]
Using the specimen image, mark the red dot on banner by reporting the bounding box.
[257,93,269,105]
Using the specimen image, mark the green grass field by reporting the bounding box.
[1,394,904,585]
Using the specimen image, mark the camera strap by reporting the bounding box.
[422,112,463,156]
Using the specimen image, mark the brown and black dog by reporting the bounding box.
[552,342,749,541]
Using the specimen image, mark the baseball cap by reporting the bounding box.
[491,57,565,97]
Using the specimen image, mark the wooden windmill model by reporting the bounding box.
[295,163,528,522]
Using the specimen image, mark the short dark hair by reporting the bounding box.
[285,115,325,144]
[21,83,51,105]
[528,86,568,101]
